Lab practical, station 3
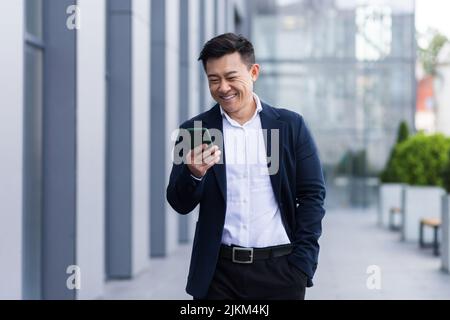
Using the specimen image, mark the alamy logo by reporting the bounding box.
[66,265,81,290]
[66,5,81,30]
[171,121,280,175]
[366,265,381,290]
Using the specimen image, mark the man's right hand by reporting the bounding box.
[186,144,221,179]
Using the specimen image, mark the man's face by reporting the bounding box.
[206,52,259,114]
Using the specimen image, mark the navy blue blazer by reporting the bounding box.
[166,102,326,298]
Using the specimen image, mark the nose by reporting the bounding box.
[218,80,231,93]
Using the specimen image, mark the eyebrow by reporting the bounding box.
[207,71,239,78]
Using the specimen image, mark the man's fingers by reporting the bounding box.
[188,144,206,164]
[193,149,206,165]
[189,145,221,166]
[204,151,221,166]
[186,149,194,164]
[203,145,219,158]
[192,144,206,157]
[204,147,221,161]
[205,154,221,170]
[194,145,218,163]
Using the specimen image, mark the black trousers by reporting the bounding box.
[197,255,307,300]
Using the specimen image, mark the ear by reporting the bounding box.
[250,64,260,82]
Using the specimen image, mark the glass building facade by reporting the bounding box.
[249,0,416,208]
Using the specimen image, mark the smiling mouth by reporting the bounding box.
[220,93,238,101]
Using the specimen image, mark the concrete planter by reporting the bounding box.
[402,186,445,242]
[378,183,405,228]
[442,195,450,272]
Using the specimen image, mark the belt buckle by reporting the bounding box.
[232,247,254,264]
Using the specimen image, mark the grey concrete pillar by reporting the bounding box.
[178,0,190,243]
[151,0,180,256]
[106,0,133,279]
[41,0,77,300]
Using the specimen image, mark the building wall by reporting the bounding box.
[106,0,134,280]
[151,0,178,257]
[76,0,106,300]
[416,76,436,133]
[0,0,24,299]
[187,0,201,241]
[132,0,151,277]
[0,0,248,299]
[41,0,77,300]
[200,0,216,111]
[215,0,226,34]
[165,0,181,254]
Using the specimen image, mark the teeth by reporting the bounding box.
[222,94,237,101]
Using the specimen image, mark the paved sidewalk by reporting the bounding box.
[307,209,450,299]
[103,208,450,300]
[103,245,192,300]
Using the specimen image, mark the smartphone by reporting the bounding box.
[186,127,213,150]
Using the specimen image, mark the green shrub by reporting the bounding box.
[380,121,410,183]
[388,133,450,188]
[397,121,410,144]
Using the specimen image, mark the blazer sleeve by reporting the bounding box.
[290,115,326,287]
[166,130,206,215]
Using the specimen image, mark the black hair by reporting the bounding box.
[198,33,255,70]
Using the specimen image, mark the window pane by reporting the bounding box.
[26,0,43,38]
[251,0,415,208]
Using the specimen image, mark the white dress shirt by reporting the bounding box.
[219,93,291,248]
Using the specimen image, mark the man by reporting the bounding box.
[166,33,326,300]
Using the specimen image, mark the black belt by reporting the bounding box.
[219,244,293,264]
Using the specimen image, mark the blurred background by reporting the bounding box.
[1,0,450,300]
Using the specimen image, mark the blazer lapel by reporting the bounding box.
[203,105,227,203]
[259,102,284,206]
